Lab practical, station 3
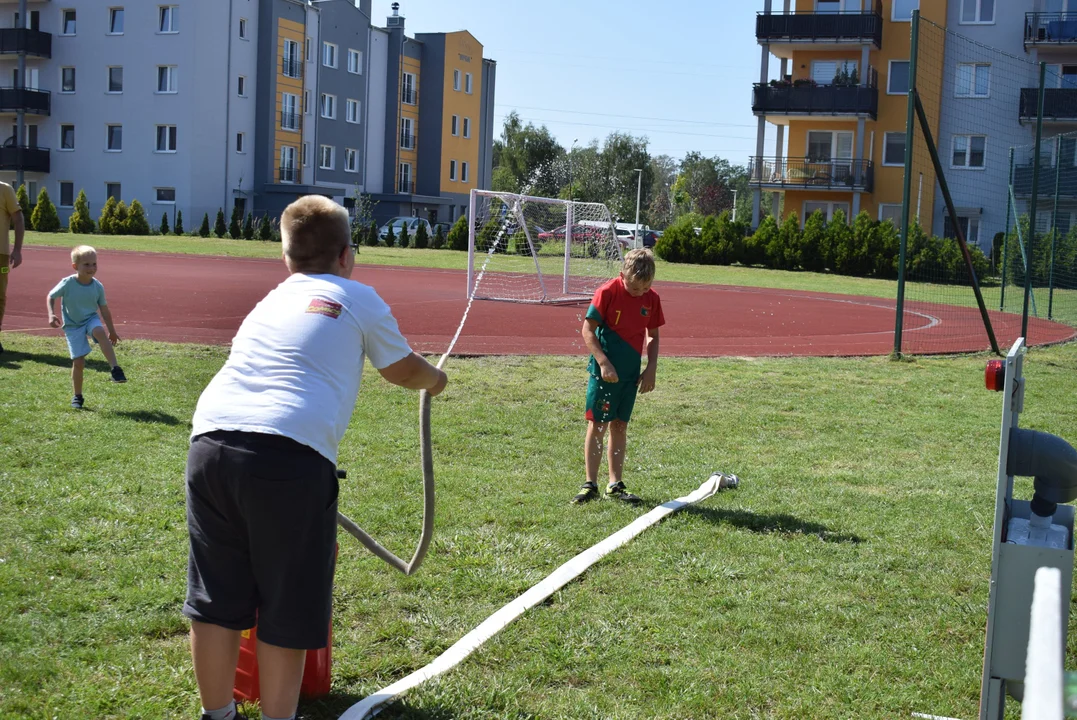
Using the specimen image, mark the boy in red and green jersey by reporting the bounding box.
[574,249,665,505]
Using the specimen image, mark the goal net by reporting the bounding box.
[467,190,624,303]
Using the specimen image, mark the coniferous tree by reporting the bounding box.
[199,212,211,238]
[243,212,254,240]
[30,188,61,232]
[175,210,185,235]
[160,212,170,235]
[214,208,228,238]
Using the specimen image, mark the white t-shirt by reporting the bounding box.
[191,273,413,464]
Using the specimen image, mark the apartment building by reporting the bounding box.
[0,0,493,227]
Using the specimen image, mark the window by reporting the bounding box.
[59,182,74,208]
[157,65,177,93]
[281,92,299,130]
[108,66,123,93]
[158,5,177,33]
[888,61,909,95]
[155,187,176,203]
[283,40,301,78]
[449,159,457,181]
[400,117,413,149]
[61,67,75,93]
[402,72,416,104]
[61,9,76,35]
[883,132,906,166]
[956,63,990,98]
[804,201,850,222]
[348,49,362,74]
[322,42,337,68]
[345,148,357,173]
[952,134,986,168]
[106,124,122,151]
[811,60,857,85]
[451,115,459,136]
[302,142,310,167]
[236,132,245,153]
[807,130,853,162]
[960,0,994,24]
[303,90,311,115]
[878,204,903,225]
[156,124,177,152]
[453,69,460,91]
[15,10,41,31]
[465,73,473,93]
[106,183,121,201]
[237,75,246,97]
[280,146,297,183]
[108,7,123,34]
[892,0,918,21]
[305,37,312,62]
[346,98,360,124]
[60,124,74,150]
[239,17,247,39]
[399,162,412,192]
[320,93,336,119]
[319,144,334,170]
[462,162,469,183]
[944,214,981,245]
[463,117,471,138]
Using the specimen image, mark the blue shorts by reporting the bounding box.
[63,316,103,359]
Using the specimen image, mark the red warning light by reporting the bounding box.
[985,359,1005,392]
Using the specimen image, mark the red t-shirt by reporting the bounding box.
[586,276,665,377]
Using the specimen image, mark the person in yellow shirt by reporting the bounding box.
[0,179,26,355]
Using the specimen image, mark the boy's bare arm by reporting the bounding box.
[638,327,660,393]
[582,318,618,383]
[378,352,449,396]
[99,305,120,344]
[47,295,61,327]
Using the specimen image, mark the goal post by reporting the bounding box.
[467,189,624,304]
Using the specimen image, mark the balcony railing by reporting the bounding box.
[401,88,417,105]
[400,133,415,150]
[748,156,874,193]
[753,76,878,119]
[0,86,49,115]
[282,57,303,79]
[1019,87,1077,122]
[0,145,49,172]
[279,165,298,183]
[757,0,883,47]
[0,28,51,57]
[397,178,415,194]
[1025,12,1077,47]
[280,110,302,132]
[1012,163,1077,197]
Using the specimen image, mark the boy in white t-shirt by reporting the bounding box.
[183,196,447,720]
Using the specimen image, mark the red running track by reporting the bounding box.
[3,246,1073,357]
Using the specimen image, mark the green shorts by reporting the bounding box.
[586,374,639,424]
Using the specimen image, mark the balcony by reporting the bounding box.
[749,156,874,193]
[0,86,49,115]
[400,133,415,150]
[397,179,415,194]
[401,88,417,105]
[1019,87,1077,122]
[0,28,51,58]
[0,145,49,173]
[282,57,302,79]
[753,74,878,121]
[1012,163,1077,197]
[280,110,302,132]
[1025,12,1077,49]
[757,0,882,57]
[278,165,298,184]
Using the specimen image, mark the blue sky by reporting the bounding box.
[372,0,769,166]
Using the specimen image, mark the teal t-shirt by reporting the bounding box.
[49,275,106,327]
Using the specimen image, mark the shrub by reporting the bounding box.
[399,223,410,249]
[433,224,446,249]
[99,197,119,235]
[115,201,129,235]
[821,209,851,271]
[447,215,469,251]
[214,209,227,238]
[744,215,777,267]
[870,219,900,279]
[31,188,61,232]
[414,222,429,249]
[69,190,95,234]
[365,220,379,247]
[799,210,827,272]
[160,212,170,236]
[126,199,150,235]
[258,214,271,241]
[199,212,211,238]
[767,213,802,271]
[243,212,254,240]
[175,210,184,235]
[831,211,872,276]
[16,184,31,228]
[384,222,396,247]
[654,213,703,264]
[229,205,243,239]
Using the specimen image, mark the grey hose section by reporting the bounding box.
[337,389,434,575]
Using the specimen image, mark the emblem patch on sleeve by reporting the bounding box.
[306,298,343,318]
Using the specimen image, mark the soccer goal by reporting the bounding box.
[467,189,624,303]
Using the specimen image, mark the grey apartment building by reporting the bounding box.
[0,0,495,227]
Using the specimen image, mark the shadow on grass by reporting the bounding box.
[0,349,111,373]
[298,691,458,720]
[110,409,183,426]
[683,505,864,544]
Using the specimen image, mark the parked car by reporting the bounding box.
[378,216,433,240]
[433,222,452,237]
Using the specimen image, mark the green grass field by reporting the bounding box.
[3,329,1077,719]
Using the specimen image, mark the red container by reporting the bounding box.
[233,546,336,702]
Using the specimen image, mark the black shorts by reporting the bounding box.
[183,430,338,650]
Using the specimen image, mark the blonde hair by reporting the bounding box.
[71,245,97,264]
[280,195,351,273]
[622,248,656,283]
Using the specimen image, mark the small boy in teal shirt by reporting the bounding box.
[47,245,127,409]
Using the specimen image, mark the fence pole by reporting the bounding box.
[894,8,920,357]
[1049,136,1062,321]
[1024,61,1046,339]
[1002,147,1014,311]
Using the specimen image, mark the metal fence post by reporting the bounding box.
[894,8,920,357]
[1024,61,1046,339]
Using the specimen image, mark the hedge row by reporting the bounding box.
[655,209,991,284]
[1002,217,1077,290]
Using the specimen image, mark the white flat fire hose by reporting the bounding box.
[338,472,738,720]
